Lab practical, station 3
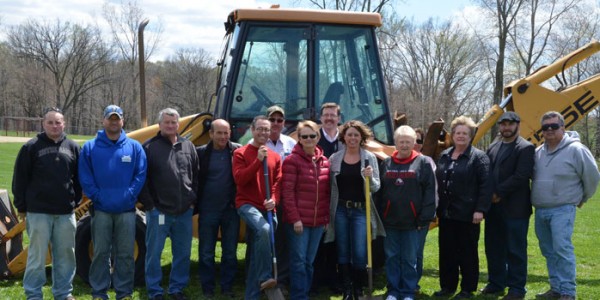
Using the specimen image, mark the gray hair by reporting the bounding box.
[541,111,564,126]
[158,108,180,123]
[394,125,417,142]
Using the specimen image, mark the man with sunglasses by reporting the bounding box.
[13,107,81,300]
[531,111,599,300]
[481,112,534,300]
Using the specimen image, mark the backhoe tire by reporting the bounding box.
[75,212,147,286]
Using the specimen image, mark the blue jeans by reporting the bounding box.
[89,210,136,300]
[145,208,193,297]
[335,206,367,267]
[238,204,276,300]
[416,223,429,290]
[384,228,419,299]
[287,224,324,300]
[485,204,529,296]
[535,205,576,297]
[198,208,240,293]
[23,212,76,300]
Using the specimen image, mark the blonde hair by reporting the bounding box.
[297,120,321,139]
[450,116,477,138]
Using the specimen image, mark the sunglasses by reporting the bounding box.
[300,134,317,140]
[541,123,561,131]
[44,107,62,114]
[416,139,423,144]
[269,118,284,124]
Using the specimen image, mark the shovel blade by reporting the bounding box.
[264,286,286,300]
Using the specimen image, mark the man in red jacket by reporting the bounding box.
[233,115,282,300]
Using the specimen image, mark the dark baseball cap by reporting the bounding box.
[103,105,123,119]
[497,111,520,123]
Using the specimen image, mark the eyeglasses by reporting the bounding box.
[44,107,62,114]
[269,118,284,124]
[541,123,561,131]
[255,127,271,133]
[416,139,423,145]
[300,134,318,140]
[321,113,338,118]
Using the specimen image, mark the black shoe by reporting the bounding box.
[536,289,561,299]
[453,291,473,299]
[221,289,235,298]
[502,293,525,300]
[433,289,456,297]
[150,295,164,300]
[480,285,505,295]
[169,293,188,300]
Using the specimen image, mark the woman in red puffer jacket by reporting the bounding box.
[282,120,331,300]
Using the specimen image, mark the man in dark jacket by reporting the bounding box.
[196,119,241,298]
[12,107,81,300]
[139,108,199,300]
[481,112,534,300]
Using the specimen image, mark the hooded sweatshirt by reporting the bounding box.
[531,131,600,208]
[79,129,147,213]
[12,132,81,214]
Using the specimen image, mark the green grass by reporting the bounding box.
[1,140,599,299]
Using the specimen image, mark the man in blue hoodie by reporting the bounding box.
[531,111,600,300]
[79,105,147,300]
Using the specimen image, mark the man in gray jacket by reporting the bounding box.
[140,108,199,300]
[531,111,600,300]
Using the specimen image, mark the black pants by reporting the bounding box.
[438,218,481,293]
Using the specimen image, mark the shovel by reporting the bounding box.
[262,159,285,300]
[360,159,382,300]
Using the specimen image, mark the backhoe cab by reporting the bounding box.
[212,6,393,145]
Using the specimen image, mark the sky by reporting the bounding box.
[0,0,475,62]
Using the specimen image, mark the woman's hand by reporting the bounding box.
[362,165,373,177]
[294,221,303,234]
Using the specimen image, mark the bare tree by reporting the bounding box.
[102,0,162,128]
[381,18,489,130]
[295,0,397,13]
[7,19,111,115]
[474,0,525,106]
[508,0,582,75]
[153,48,216,118]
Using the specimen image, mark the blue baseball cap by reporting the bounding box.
[103,105,123,119]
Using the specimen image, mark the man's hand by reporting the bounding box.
[18,212,26,221]
[472,212,483,224]
[492,193,501,203]
[264,198,276,211]
[294,221,303,234]
[257,145,268,162]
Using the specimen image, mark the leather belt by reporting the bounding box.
[343,200,364,209]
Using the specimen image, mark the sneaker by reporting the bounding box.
[65,296,76,300]
[480,285,505,295]
[260,278,277,290]
[558,295,575,300]
[168,293,188,300]
[386,295,398,300]
[433,289,456,297]
[536,289,561,299]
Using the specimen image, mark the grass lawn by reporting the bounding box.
[1,141,599,299]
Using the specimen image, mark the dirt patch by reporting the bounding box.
[0,136,31,143]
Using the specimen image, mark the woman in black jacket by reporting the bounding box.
[434,116,491,299]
